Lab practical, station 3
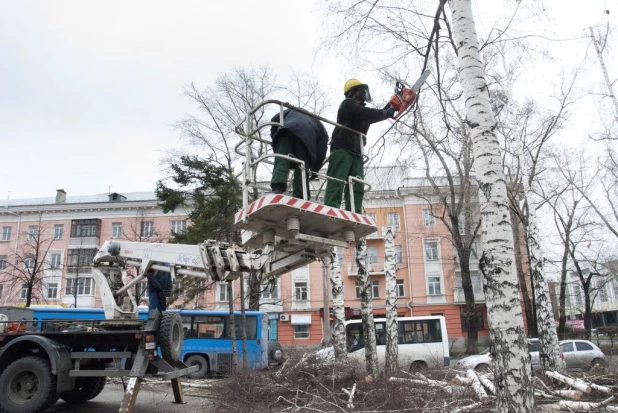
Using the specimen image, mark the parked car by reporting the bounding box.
[456,339,604,371]
[455,339,545,371]
[559,339,605,369]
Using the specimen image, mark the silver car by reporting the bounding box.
[559,340,605,369]
[455,339,542,372]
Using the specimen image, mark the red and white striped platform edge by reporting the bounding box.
[234,194,377,241]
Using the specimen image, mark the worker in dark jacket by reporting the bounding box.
[270,109,329,199]
[146,267,172,312]
[324,79,395,213]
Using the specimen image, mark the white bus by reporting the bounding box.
[341,315,450,370]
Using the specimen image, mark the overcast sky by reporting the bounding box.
[0,0,615,201]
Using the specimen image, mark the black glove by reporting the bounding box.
[386,107,396,118]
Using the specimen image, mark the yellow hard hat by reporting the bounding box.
[344,78,367,94]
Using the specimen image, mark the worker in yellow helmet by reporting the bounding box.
[323,79,395,213]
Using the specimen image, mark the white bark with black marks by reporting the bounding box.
[356,238,378,377]
[384,227,399,376]
[449,0,535,411]
[330,250,347,358]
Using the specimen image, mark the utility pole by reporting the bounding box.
[321,257,331,346]
[589,26,618,122]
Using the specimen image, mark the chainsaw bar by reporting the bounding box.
[409,69,430,93]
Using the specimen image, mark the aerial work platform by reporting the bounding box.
[234,194,377,250]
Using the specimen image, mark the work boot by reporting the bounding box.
[271,184,285,194]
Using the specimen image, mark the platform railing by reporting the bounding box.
[234,100,373,222]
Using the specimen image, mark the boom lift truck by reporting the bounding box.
[0,101,377,413]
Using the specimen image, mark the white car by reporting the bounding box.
[559,340,605,369]
[455,339,544,372]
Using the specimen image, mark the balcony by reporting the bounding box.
[366,227,387,239]
[453,287,485,303]
[66,266,93,275]
[69,237,100,248]
[347,261,386,276]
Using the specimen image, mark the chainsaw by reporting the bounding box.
[387,70,431,118]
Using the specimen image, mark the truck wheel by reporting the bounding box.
[0,356,58,413]
[159,311,183,362]
[59,377,106,404]
[186,355,209,379]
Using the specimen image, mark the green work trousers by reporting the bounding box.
[324,148,364,213]
[271,133,311,199]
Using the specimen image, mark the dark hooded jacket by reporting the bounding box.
[270,109,329,172]
[330,98,390,156]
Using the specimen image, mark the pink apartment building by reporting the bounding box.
[0,180,509,350]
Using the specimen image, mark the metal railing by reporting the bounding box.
[233,100,373,222]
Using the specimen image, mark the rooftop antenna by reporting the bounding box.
[108,185,112,195]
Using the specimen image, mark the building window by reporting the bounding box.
[571,284,583,307]
[366,212,377,222]
[0,284,3,299]
[387,212,400,230]
[66,278,93,295]
[140,221,154,238]
[458,213,466,235]
[599,283,609,302]
[396,280,405,297]
[0,255,7,271]
[460,310,485,330]
[355,280,361,299]
[27,225,38,241]
[394,245,403,263]
[422,209,435,227]
[111,222,122,239]
[20,284,28,299]
[24,256,35,270]
[261,279,279,299]
[135,280,149,300]
[49,253,62,269]
[470,242,478,263]
[71,219,101,237]
[428,276,442,295]
[1,226,11,241]
[423,239,440,261]
[47,283,58,299]
[371,280,380,298]
[53,224,64,240]
[367,246,378,264]
[294,325,310,339]
[294,282,308,301]
[66,249,97,273]
[217,282,229,302]
[171,220,187,234]
[336,247,344,266]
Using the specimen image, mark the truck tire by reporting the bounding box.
[0,356,58,413]
[186,355,209,379]
[59,377,106,404]
[159,311,183,362]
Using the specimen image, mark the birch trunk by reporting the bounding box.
[449,0,535,410]
[330,249,347,358]
[527,211,564,371]
[356,238,378,377]
[384,227,399,376]
[505,48,563,371]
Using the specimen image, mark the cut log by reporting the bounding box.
[545,371,592,393]
[466,369,490,404]
[450,376,473,386]
[452,402,483,412]
[553,390,583,400]
[558,396,615,411]
[590,382,613,395]
[478,374,495,395]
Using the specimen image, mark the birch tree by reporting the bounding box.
[330,249,347,358]
[448,0,534,409]
[384,227,399,376]
[356,238,378,377]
